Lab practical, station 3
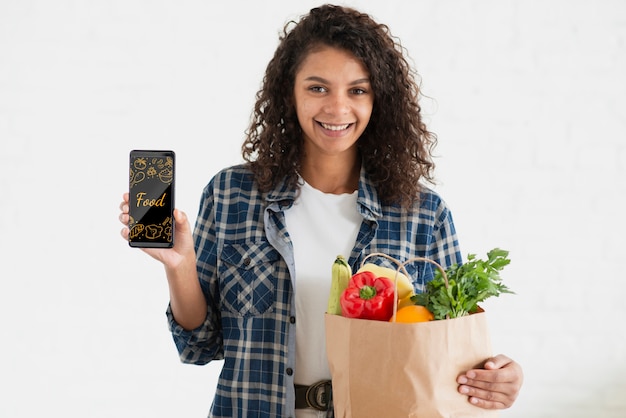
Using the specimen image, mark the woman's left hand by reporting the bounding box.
[457,354,524,409]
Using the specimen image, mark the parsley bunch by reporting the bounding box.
[413,248,514,319]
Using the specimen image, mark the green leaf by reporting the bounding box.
[421,248,514,319]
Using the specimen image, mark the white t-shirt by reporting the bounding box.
[284,180,361,418]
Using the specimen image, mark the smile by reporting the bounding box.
[319,122,352,131]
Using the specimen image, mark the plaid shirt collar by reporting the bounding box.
[266,166,383,222]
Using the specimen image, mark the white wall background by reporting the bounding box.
[1,0,625,416]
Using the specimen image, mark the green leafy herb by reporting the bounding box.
[412,248,514,319]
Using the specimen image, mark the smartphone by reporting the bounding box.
[128,150,175,248]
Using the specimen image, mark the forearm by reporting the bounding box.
[165,257,208,331]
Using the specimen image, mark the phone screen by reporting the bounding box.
[128,150,175,248]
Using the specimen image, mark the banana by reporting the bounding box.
[327,255,352,315]
[356,263,415,300]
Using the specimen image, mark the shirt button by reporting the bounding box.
[286,368,293,376]
[290,316,296,324]
[243,257,251,266]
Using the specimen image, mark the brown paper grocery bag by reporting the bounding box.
[325,312,497,418]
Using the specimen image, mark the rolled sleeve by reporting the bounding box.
[166,303,224,365]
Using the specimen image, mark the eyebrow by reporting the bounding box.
[304,76,371,85]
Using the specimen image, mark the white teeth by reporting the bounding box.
[320,122,350,131]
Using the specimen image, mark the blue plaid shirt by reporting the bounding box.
[166,164,462,418]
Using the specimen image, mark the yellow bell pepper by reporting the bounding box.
[356,263,415,300]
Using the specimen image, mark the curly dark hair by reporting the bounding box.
[241,4,437,208]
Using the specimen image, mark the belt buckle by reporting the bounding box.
[305,380,331,411]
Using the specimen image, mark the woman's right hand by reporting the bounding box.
[119,193,207,330]
[118,192,196,269]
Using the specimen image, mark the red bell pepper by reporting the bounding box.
[340,271,396,321]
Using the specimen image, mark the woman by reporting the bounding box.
[119,5,523,417]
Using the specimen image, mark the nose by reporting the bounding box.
[323,91,350,115]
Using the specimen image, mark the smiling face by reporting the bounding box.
[293,45,374,161]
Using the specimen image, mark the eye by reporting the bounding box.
[309,85,327,93]
[350,87,368,95]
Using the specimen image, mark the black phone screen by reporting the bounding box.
[128,150,175,248]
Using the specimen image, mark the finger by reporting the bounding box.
[120,192,128,206]
[173,208,186,222]
[466,392,509,410]
[462,369,515,387]
[458,371,501,390]
[484,354,512,370]
[120,227,129,241]
[458,367,521,410]
[173,208,189,230]
[458,382,513,409]
[119,212,129,225]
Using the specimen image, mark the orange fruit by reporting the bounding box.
[390,305,434,323]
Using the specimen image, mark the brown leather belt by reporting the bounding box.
[294,380,332,411]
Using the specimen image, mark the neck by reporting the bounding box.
[299,153,360,194]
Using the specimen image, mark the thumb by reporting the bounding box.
[484,354,512,370]
[173,208,190,229]
[172,208,195,252]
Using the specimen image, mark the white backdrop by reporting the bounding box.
[1,1,625,417]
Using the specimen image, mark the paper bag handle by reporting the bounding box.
[360,253,449,322]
